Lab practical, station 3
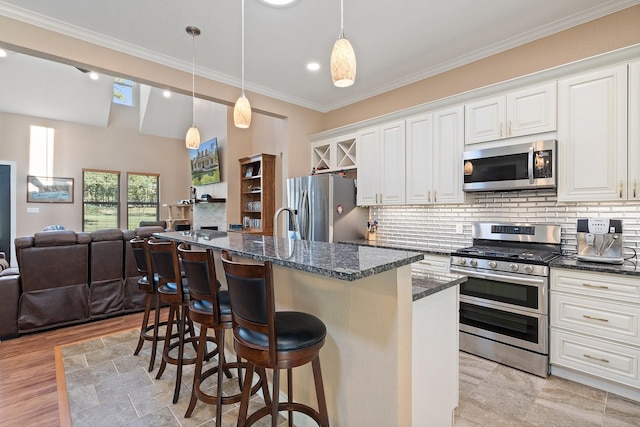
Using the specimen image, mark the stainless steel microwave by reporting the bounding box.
[462,140,556,192]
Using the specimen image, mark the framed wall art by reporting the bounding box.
[27,176,74,203]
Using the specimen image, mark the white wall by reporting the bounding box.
[372,189,640,256]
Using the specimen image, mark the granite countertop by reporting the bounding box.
[412,272,466,301]
[550,255,640,277]
[342,238,466,301]
[341,238,453,257]
[156,230,424,282]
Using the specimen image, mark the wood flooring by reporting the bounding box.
[0,310,164,427]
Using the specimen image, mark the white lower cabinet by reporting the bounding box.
[551,268,640,395]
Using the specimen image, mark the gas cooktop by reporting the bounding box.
[455,245,560,264]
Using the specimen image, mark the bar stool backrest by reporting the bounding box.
[130,237,150,276]
[147,238,185,298]
[177,243,223,323]
[220,250,277,365]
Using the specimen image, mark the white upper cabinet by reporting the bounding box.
[405,106,466,205]
[629,60,640,200]
[433,106,467,204]
[557,64,628,202]
[465,82,557,145]
[356,127,380,206]
[405,113,433,204]
[310,134,357,174]
[356,120,406,206]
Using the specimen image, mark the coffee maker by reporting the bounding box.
[576,218,624,264]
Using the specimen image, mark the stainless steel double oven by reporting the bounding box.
[450,222,561,377]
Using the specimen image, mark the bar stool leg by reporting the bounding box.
[173,304,188,404]
[271,369,280,427]
[215,329,225,427]
[287,368,293,427]
[185,323,209,418]
[149,293,162,372]
[156,304,176,379]
[134,293,153,356]
[237,362,255,427]
[312,357,330,427]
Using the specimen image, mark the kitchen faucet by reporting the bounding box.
[273,207,298,239]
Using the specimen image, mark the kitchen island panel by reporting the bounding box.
[270,261,413,427]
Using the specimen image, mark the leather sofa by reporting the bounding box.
[0,226,165,339]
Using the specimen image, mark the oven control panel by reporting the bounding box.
[450,255,549,277]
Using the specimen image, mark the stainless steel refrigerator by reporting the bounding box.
[285,174,368,242]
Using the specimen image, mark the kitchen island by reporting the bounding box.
[157,230,464,426]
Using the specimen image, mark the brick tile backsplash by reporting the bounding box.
[370,189,640,257]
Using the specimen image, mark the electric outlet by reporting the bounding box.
[456,223,464,234]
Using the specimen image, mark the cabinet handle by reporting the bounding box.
[634,180,637,198]
[508,120,512,136]
[582,283,609,289]
[434,190,437,202]
[583,354,609,363]
[499,122,503,138]
[428,190,431,202]
[619,181,623,198]
[583,315,609,322]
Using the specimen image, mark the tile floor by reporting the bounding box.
[60,329,640,426]
[455,351,640,427]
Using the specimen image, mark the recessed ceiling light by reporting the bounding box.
[0,49,7,58]
[89,71,99,80]
[307,62,320,71]
[163,90,171,98]
[259,0,297,7]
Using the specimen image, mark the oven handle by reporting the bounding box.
[450,267,546,286]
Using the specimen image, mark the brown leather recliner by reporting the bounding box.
[15,230,91,333]
[89,228,125,318]
[0,268,20,339]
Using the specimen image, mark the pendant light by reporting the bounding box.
[234,0,252,128]
[185,26,201,149]
[330,0,356,87]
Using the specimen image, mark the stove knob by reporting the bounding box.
[523,265,534,273]
[457,258,466,266]
[510,263,519,272]
[470,259,478,267]
[488,261,497,269]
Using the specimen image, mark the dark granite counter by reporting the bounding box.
[341,238,466,300]
[550,255,640,277]
[412,272,466,301]
[342,238,452,257]
[156,230,424,282]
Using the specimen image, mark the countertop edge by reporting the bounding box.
[550,256,640,276]
[156,231,424,281]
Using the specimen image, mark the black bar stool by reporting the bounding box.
[130,236,165,372]
[147,238,215,404]
[177,244,267,425]
[220,250,330,427]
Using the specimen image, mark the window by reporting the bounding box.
[113,78,134,106]
[29,125,54,177]
[83,170,120,232]
[127,173,159,230]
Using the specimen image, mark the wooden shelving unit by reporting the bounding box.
[239,153,275,236]
[166,204,191,229]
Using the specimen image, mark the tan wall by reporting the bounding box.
[0,108,190,236]
[2,5,640,236]
[322,5,640,129]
